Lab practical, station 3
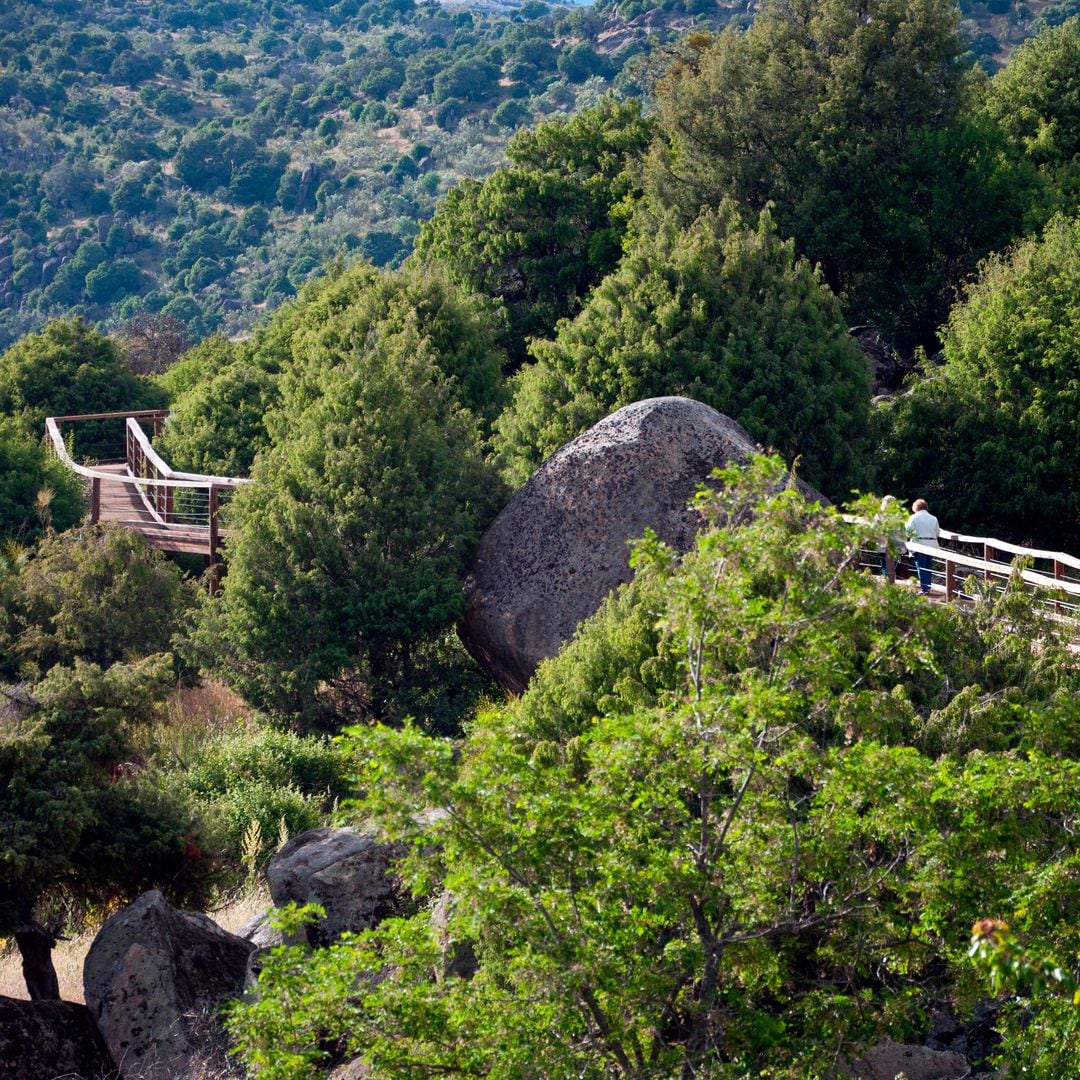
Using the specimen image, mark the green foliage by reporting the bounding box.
[179,726,353,865]
[986,17,1080,214]
[415,98,653,364]
[496,205,871,497]
[0,415,84,543]
[190,306,504,727]
[3,523,195,680]
[0,317,160,438]
[647,0,1027,349]
[0,0,656,350]
[228,458,1080,1076]
[157,361,279,476]
[157,334,240,400]
[876,213,1080,547]
[0,654,222,939]
[262,260,508,433]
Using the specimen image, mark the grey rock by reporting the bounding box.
[460,397,802,694]
[851,324,907,396]
[237,907,284,950]
[83,890,254,1080]
[96,214,112,243]
[112,209,130,227]
[431,890,477,980]
[40,258,59,284]
[266,827,407,947]
[236,907,288,990]
[0,995,114,1080]
[0,254,14,274]
[850,1038,971,1080]
[328,1060,372,1079]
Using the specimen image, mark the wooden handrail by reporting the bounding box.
[45,415,247,491]
[50,408,169,423]
[939,528,1080,576]
[904,539,1080,599]
[124,417,246,488]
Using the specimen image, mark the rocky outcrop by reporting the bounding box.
[236,907,288,990]
[83,890,254,1080]
[431,889,477,980]
[851,325,907,396]
[460,397,798,694]
[0,995,114,1080]
[850,1038,971,1079]
[266,827,408,947]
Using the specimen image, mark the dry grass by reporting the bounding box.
[0,886,271,1004]
[0,931,93,1003]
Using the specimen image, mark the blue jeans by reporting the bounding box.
[913,551,933,594]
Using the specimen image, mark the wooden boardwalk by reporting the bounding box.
[46,410,248,580]
[94,464,223,555]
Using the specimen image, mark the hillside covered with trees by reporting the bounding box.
[0,0,1076,352]
[7,0,1080,1075]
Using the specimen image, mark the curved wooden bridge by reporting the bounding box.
[45,409,248,589]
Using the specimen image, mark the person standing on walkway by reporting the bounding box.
[906,498,940,594]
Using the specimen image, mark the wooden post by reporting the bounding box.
[164,482,173,525]
[983,543,992,582]
[208,485,220,595]
[152,414,163,438]
[90,477,100,524]
[1056,559,1065,615]
[945,556,955,602]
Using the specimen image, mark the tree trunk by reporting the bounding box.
[14,923,61,1000]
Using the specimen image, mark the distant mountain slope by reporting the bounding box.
[0,0,1062,349]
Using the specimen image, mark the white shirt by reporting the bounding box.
[906,508,940,547]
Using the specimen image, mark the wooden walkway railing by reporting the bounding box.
[45,410,248,591]
[858,526,1080,628]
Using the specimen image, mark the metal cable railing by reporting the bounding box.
[45,411,249,588]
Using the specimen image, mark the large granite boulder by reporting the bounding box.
[461,397,791,693]
[266,827,408,947]
[0,995,114,1079]
[83,890,254,1079]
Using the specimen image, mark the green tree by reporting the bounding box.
[496,205,871,497]
[156,361,279,476]
[876,212,1080,549]
[84,257,144,303]
[191,321,503,728]
[0,318,161,441]
[648,0,1026,349]
[257,260,507,435]
[415,98,654,365]
[0,416,84,543]
[1,654,222,999]
[985,17,1080,217]
[228,458,1080,1077]
[431,58,500,103]
[4,523,195,680]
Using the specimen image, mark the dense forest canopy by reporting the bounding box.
[7,0,1080,1074]
[0,0,1074,351]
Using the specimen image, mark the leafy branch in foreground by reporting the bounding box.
[229,457,1080,1078]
